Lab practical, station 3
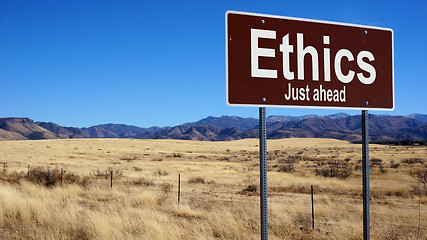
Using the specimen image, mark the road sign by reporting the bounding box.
[226,11,394,110]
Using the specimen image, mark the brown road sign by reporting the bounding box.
[226,11,394,110]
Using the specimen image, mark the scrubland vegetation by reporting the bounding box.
[0,138,426,239]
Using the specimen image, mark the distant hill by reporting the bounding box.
[407,113,427,122]
[0,118,56,140]
[183,116,258,131]
[36,122,89,139]
[0,113,426,142]
[267,113,350,123]
[80,124,160,138]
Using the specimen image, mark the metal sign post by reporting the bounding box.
[362,110,370,240]
[259,107,268,240]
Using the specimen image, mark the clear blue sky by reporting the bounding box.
[1,0,426,127]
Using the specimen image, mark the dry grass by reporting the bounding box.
[0,138,426,239]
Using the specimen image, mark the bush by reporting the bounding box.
[243,184,257,192]
[285,155,303,163]
[157,182,173,205]
[28,168,80,187]
[133,166,143,171]
[409,169,427,185]
[410,185,427,196]
[153,169,169,177]
[370,158,383,166]
[91,168,122,179]
[390,163,400,168]
[188,177,205,184]
[293,213,312,230]
[402,158,424,165]
[132,177,154,186]
[279,164,295,173]
[314,160,352,179]
[379,164,387,174]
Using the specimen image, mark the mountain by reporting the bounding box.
[267,113,350,123]
[407,114,427,122]
[0,128,27,141]
[0,114,426,142]
[267,114,318,122]
[0,118,56,140]
[265,115,425,142]
[36,122,89,139]
[80,124,161,138]
[183,116,258,131]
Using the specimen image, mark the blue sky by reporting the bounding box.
[1,0,426,127]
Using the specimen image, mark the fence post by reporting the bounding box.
[178,173,181,207]
[61,168,63,187]
[27,164,30,178]
[3,162,6,173]
[417,200,421,239]
[311,185,315,229]
[110,171,113,188]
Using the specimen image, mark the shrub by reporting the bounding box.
[409,169,427,185]
[314,160,352,179]
[390,163,400,168]
[28,168,81,187]
[279,164,295,173]
[370,158,383,166]
[153,169,169,177]
[133,166,143,172]
[108,168,123,177]
[160,182,173,194]
[402,158,424,165]
[188,177,205,184]
[379,164,387,174]
[157,182,173,205]
[286,155,303,163]
[91,169,110,179]
[120,155,139,161]
[62,170,81,184]
[410,185,427,196]
[132,177,154,186]
[293,213,312,230]
[243,184,257,192]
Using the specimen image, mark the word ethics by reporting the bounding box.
[251,29,376,85]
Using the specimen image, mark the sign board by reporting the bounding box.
[226,11,394,110]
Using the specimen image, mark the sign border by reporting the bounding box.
[225,10,394,111]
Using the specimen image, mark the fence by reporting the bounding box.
[0,161,426,238]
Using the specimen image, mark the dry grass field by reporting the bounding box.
[0,138,426,239]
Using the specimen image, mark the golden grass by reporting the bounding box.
[0,138,426,239]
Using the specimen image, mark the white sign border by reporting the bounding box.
[225,10,395,111]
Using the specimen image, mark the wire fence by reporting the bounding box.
[1,161,426,236]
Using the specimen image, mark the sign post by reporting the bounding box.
[225,10,393,240]
[362,110,370,239]
[259,107,268,240]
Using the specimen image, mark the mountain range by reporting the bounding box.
[0,113,426,142]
